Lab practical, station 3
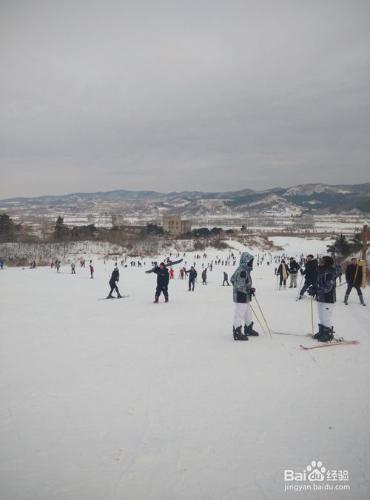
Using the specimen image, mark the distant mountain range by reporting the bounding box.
[1,183,370,218]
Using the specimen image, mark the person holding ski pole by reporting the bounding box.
[230,252,259,341]
[298,254,318,299]
[107,265,122,298]
[223,271,230,286]
[344,258,366,306]
[309,256,336,342]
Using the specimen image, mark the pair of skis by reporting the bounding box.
[299,339,359,350]
[271,330,359,350]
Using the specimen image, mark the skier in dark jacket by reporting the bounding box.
[309,256,336,342]
[201,268,207,285]
[298,255,318,299]
[344,258,366,306]
[223,271,230,286]
[107,266,121,298]
[153,263,170,303]
[288,258,300,288]
[186,266,197,291]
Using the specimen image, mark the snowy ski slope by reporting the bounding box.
[0,239,369,500]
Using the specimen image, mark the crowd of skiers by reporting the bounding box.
[5,247,365,345]
[142,251,367,344]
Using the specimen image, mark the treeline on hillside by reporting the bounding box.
[0,214,235,246]
[0,214,165,244]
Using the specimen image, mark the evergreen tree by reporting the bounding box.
[54,216,70,241]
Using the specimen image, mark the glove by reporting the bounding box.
[307,286,316,297]
[251,287,256,296]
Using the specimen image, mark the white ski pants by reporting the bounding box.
[317,302,334,328]
[290,273,298,287]
[233,302,253,328]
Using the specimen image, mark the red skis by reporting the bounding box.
[300,340,359,350]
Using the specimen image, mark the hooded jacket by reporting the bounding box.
[230,252,254,303]
[316,259,336,303]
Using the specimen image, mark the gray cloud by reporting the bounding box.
[0,0,369,197]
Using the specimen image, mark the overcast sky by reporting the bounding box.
[0,0,369,198]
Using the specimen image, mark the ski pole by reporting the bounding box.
[310,297,314,336]
[254,295,272,339]
[250,303,268,337]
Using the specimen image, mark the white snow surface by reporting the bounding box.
[1,242,369,500]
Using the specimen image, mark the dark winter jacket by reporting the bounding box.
[345,263,362,287]
[301,259,318,284]
[289,260,300,274]
[109,268,119,285]
[316,265,336,303]
[231,252,253,303]
[186,268,197,281]
[153,266,170,287]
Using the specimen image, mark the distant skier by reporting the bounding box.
[298,255,318,299]
[230,252,259,341]
[107,266,122,298]
[169,267,175,280]
[310,256,336,342]
[344,258,366,306]
[71,263,76,274]
[223,271,230,286]
[277,260,289,288]
[0,259,4,270]
[89,260,94,279]
[335,263,343,284]
[152,262,170,303]
[289,258,300,288]
[201,268,207,285]
[186,266,197,291]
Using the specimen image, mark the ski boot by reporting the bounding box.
[244,322,259,336]
[313,323,324,339]
[165,296,169,303]
[117,293,122,298]
[154,295,159,304]
[360,295,366,306]
[315,325,334,343]
[344,293,349,305]
[233,326,248,341]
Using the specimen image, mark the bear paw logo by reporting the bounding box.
[306,460,326,482]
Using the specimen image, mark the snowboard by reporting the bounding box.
[300,339,359,350]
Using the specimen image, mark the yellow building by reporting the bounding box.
[162,215,192,236]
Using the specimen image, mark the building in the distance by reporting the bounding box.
[162,215,192,236]
[111,214,126,227]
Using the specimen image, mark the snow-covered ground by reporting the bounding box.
[0,240,369,500]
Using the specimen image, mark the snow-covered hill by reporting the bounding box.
[1,183,369,219]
